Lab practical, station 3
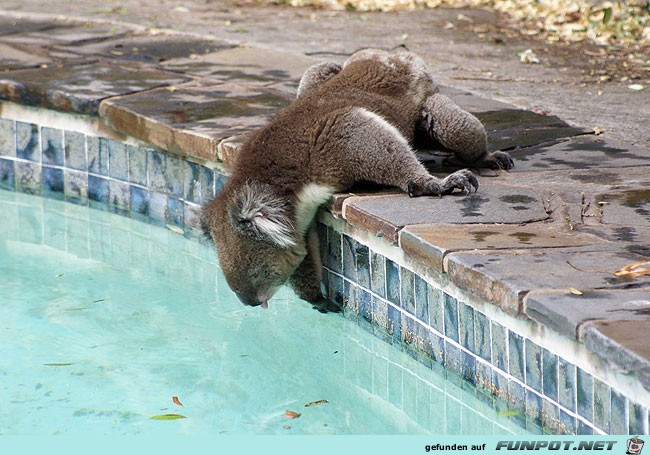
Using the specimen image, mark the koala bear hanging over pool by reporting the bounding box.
[201,49,513,311]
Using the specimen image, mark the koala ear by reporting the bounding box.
[228,182,297,248]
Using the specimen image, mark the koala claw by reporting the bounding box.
[483,151,514,171]
[440,169,479,195]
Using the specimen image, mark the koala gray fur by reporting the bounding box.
[201,49,513,311]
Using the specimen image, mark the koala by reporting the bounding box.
[201,49,513,311]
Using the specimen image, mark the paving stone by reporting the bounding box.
[0,17,60,36]
[446,248,650,315]
[162,46,317,87]
[598,188,650,227]
[0,21,132,47]
[0,60,190,114]
[99,80,288,161]
[524,288,650,340]
[439,86,516,113]
[59,32,235,63]
[473,109,590,152]
[341,182,548,244]
[509,135,650,172]
[582,317,650,394]
[0,42,51,71]
[400,222,598,272]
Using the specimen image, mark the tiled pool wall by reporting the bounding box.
[1,115,648,435]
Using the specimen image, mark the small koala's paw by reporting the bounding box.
[407,178,442,197]
[310,297,342,314]
[481,151,514,170]
[439,169,479,195]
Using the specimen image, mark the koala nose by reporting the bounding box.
[235,292,268,308]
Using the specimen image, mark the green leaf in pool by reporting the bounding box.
[149,414,187,420]
[497,409,520,417]
[44,363,74,367]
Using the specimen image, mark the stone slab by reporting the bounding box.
[341,182,549,244]
[162,46,317,89]
[446,248,650,315]
[524,288,650,340]
[439,86,516,113]
[400,222,598,272]
[57,32,235,63]
[99,80,288,161]
[599,188,650,227]
[0,42,50,71]
[0,17,60,36]
[510,135,650,172]
[0,21,132,47]
[0,60,190,114]
[582,317,650,393]
[473,109,590,153]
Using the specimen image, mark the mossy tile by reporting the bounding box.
[369,250,386,299]
[576,367,593,422]
[16,122,39,162]
[0,118,15,157]
[473,310,491,361]
[558,358,576,412]
[15,161,41,195]
[542,348,558,401]
[400,267,415,315]
[443,293,459,342]
[41,166,64,200]
[41,127,63,166]
[0,158,15,190]
[525,339,542,393]
[459,302,475,352]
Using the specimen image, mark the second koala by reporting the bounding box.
[201,49,513,311]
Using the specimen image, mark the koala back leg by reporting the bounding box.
[340,108,478,196]
[420,93,514,170]
[297,61,343,98]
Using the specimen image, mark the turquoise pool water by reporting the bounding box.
[0,189,532,435]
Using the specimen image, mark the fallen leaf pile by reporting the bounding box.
[270,0,650,47]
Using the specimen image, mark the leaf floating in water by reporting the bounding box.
[305,399,329,407]
[172,396,184,407]
[57,273,65,277]
[497,409,521,417]
[166,224,185,235]
[283,425,292,430]
[44,363,74,367]
[614,261,650,278]
[65,307,88,312]
[568,287,583,295]
[93,298,111,303]
[149,414,187,420]
[284,410,301,419]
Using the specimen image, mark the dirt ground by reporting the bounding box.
[3,0,649,149]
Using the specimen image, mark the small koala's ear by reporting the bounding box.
[228,182,296,248]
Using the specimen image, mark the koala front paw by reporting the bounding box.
[311,297,342,314]
[407,178,442,197]
[481,151,514,170]
[439,169,479,195]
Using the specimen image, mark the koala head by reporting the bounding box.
[201,181,306,308]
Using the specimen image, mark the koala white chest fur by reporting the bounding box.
[201,48,513,311]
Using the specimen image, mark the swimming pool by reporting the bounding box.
[0,189,534,435]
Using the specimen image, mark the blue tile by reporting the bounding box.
[473,310,490,361]
[87,136,108,175]
[427,285,444,334]
[41,127,63,166]
[108,140,128,181]
[459,302,475,352]
[475,361,493,397]
[167,196,184,226]
[109,180,130,215]
[593,378,611,433]
[526,389,543,428]
[428,329,444,364]
[183,161,215,204]
[492,369,509,402]
[559,409,576,435]
[610,389,626,434]
[508,380,526,426]
[387,303,402,342]
[149,191,168,223]
[356,243,370,289]
[343,280,358,315]
[541,399,560,434]
[41,166,64,199]
[403,314,417,351]
[0,158,15,190]
[329,273,344,307]
[542,348,558,401]
[64,170,88,204]
[443,293,459,342]
[64,131,87,171]
[358,287,372,323]
[558,358,576,412]
[628,401,647,435]
[130,185,149,220]
[491,321,507,372]
[14,161,41,194]
[128,145,148,186]
[576,367,593,422]
[0,118,15,157]
[461,350,476,385]
[508,331,524,382]
[400,267,415,315]
[525,339,542,393]
[148,150,183,197]
[326,228,342,274]
[414,275,428,323]
[577,420,593,435]
[16,122,39,162]
[371,295,388,333]
[88,175,109,205]
[342,235,357,281]
[370,250,386,298]
[385,259,400,305]
[444,341,462,377]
